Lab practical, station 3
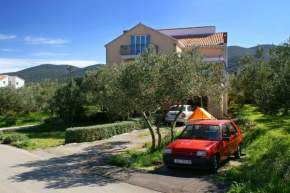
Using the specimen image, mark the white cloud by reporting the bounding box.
[0,58,101,73]
[31,52,67,57]
[0,34,17,40]
[24,36,70,45]
[1,49,17,52]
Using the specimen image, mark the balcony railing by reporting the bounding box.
[120,44,158,55]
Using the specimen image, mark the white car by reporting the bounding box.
[165,105,194,123]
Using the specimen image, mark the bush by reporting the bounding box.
[11,140,35,148]
[66,121,139,143]
[65,114,162,144]
[0,131,4,140]
[3,134,29,144]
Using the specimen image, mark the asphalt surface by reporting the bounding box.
[0,126,232,193]
[0,144,157,193]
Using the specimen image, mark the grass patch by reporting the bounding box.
[0,111,51,128]
[108,130,181,169]
[2,122,100,150]
[227,104,290,192]
[139,132,151,138]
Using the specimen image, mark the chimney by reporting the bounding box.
[123,30,128,34]
[223,33,228,43]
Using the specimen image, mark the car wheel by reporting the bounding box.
[234,144,242,159]
[210,155,219,174]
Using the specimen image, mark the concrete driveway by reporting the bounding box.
[1,126,232,193]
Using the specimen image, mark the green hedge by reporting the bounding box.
[65,115,162,144]
[66,121,139,143]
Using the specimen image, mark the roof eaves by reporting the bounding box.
[105,23,176,47]
[157,26,216,31]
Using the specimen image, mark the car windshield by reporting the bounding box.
[179,125,220,140]
[170,106,186,111]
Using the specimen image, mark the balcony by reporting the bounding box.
[120,44,158,59]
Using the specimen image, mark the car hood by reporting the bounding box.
[166,139,219,151]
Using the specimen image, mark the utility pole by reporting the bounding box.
[67,66,72,83]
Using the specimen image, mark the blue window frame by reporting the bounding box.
[130,35,151,55]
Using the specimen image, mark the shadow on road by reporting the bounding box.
[10,138,236,192]
[10,141,132,189]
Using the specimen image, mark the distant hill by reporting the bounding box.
[5,64,103,83]
[227,44,275,74]
[2,44,275,82]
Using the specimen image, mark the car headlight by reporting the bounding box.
[196,150,207,157]
[164,148,172,154]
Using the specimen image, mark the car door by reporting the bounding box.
[220,124,231,162]
[227,122,239,154]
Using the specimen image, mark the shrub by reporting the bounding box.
[66,121,139,143]
[3,134,29,144]
[65,114,162,144]
[11,139,35,148]
[0,131,4,140]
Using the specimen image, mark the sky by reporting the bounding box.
[0,0,289,73]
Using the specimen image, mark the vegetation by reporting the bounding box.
[66,121,139,143]
[2,133,34,148]
[3,133,29,144]
[229,41,290,115]
[116,46,225,152]
[6,64,103,83]
[227,105,290,192]
[2,45,274,83]
[107,130,181,169]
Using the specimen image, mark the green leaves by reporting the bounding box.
[230,41,290,115]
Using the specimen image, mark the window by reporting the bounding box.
[222,125,230,137]
[180,125,220,140]
[9,81,11,85]
[16,82,19,85]
[170,106,186,111]
[3,81,5,84]
[130,35,151,55]
[228,123,237,135]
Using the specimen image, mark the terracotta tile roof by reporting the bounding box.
[173,32,227,47]
[0,75,8,81]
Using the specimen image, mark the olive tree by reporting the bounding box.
[255,41,290,115]
[0,87,23,124]
[82,65,133,121]
[229,47,266,107]
[118,47,165,152]
[163,47,226,141]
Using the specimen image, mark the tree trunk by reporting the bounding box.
[170,103,184,142]
[283,106,289,116]
[141,111,156,152]
[156,110,166,150]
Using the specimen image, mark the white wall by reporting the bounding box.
[159,26,216,37]
[8,76,25,88]
[0,77,9,87]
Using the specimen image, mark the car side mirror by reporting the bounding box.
[223,136,230,141]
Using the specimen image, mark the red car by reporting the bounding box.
[163,120,242,173]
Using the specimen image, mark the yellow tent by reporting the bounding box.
[186,107,216,124]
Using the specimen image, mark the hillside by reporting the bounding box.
[6,64,103,83]
[2,44,275,82]
[227,44,275,74]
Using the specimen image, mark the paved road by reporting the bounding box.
[1,127,232,193]
[0,145,157,193]
[0,124,39,131]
